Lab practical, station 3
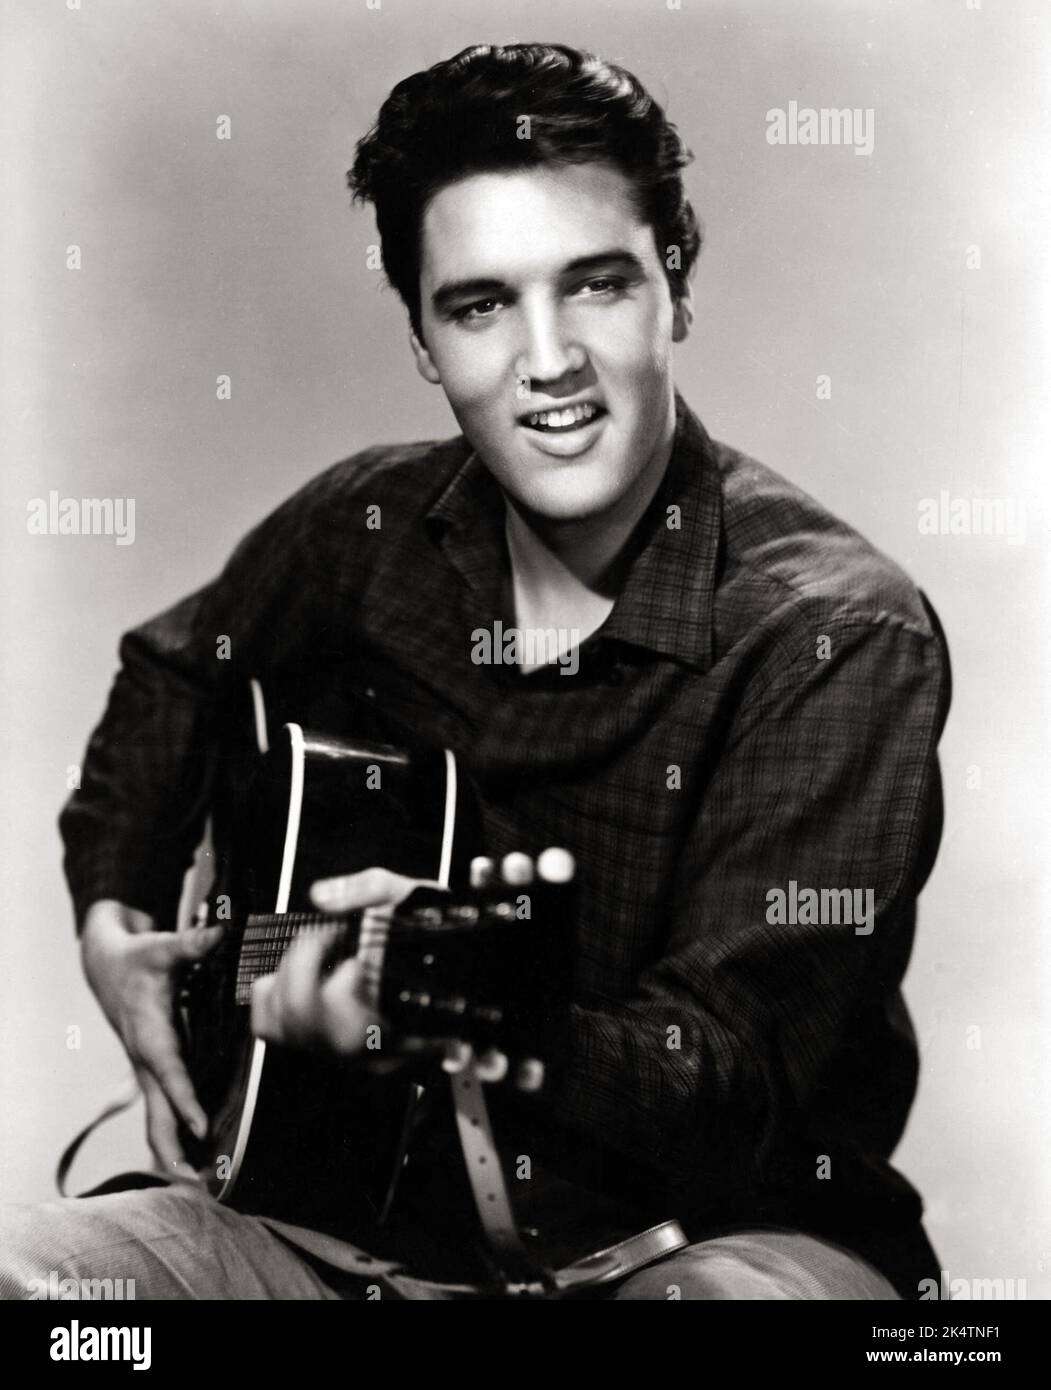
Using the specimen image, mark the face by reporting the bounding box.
[412,162,692,527]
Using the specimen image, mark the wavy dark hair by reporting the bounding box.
[348,42,702,334]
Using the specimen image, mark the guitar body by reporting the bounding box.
[180,690,483,1240]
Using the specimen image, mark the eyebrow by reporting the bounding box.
[430,249,647,317]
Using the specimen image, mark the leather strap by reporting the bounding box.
[552,1220,689,1292]
[442,1060,692,1296]
[55,1082,141,1198]
[258,1213,689,1300]
[448,1056,552,1294]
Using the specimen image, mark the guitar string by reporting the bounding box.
[215,901,520,1003]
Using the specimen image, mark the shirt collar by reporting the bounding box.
[425,391,722,673]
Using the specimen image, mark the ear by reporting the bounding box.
[671,284,694,344]
[409,326,442,385]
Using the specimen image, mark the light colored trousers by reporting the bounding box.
[0,1183,898,1300]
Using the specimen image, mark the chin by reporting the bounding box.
[516,469,627,524]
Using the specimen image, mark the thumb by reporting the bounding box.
[172,926,225,958]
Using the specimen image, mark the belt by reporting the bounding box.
[260,1213,689,1299]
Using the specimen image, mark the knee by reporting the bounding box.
[612,1246,778,1301]
[0,1203,56,1300]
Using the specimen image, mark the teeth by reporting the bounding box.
[526,403,600,429]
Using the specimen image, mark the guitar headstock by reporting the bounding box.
[380,847,576,1090]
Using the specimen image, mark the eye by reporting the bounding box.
[574,276,628,299]
[452,297,504,323]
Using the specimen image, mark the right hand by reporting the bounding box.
[80,900,223,1181]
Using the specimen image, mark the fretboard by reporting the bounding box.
[233,911,367,1006]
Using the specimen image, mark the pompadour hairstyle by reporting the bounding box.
[348,42,702,333]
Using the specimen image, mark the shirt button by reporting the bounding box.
[364,687,376,699]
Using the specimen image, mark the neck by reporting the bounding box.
[504,400,677,603]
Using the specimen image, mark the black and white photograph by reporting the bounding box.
[2,0,1047,1359]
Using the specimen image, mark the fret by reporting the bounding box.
[232,912,359,1005]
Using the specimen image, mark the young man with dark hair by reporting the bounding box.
[1,43,950,1300]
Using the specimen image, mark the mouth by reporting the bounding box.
[518,401,607,434]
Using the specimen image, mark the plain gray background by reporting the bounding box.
[3,0,1048,1295]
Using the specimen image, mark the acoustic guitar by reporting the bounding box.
[175,680,577,1270]
[60,676,685,1295]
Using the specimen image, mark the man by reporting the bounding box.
[2,42,949,1300]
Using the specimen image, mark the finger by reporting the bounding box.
[250,973,280,1042]
[320,957,381,1055]
[475,1048,509,1083]
[515,1058,545,1093]
[141,1038,209,1140]
[143,928,223,973]
[139,1071,198,1181]
[271,929,338,1043]
[310,868,435,914]
[177,924,225,957]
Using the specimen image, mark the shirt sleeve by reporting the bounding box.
[58,471,342,932]
[542,608,951,1209]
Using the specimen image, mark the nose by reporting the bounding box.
[515,297,586,390]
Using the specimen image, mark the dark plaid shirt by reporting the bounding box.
[60,394,951,1292]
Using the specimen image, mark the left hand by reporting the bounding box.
[250,867,421,1056]
[249,867,510,1078]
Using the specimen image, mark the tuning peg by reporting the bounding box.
[397,987,432,1011]
[441,1041,473,1075]
[483,900,517,925]
[475,1049,509,1083]
[407,905,445,931]
[445,903,480,927]
[537,847,575,884]
[515,1059,545,1093]
[469,856,496,889]
[501,852,534,886]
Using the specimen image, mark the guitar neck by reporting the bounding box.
[223,907,508,1047]
[232,912,367,1005]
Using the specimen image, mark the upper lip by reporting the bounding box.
[517,398,607,424]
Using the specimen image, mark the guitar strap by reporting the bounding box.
[426,747,550,1290]
[448,1058,552,1294]
[357,893,571,1287]
[257,1208,689,1299]
[55,1082,141,1198]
